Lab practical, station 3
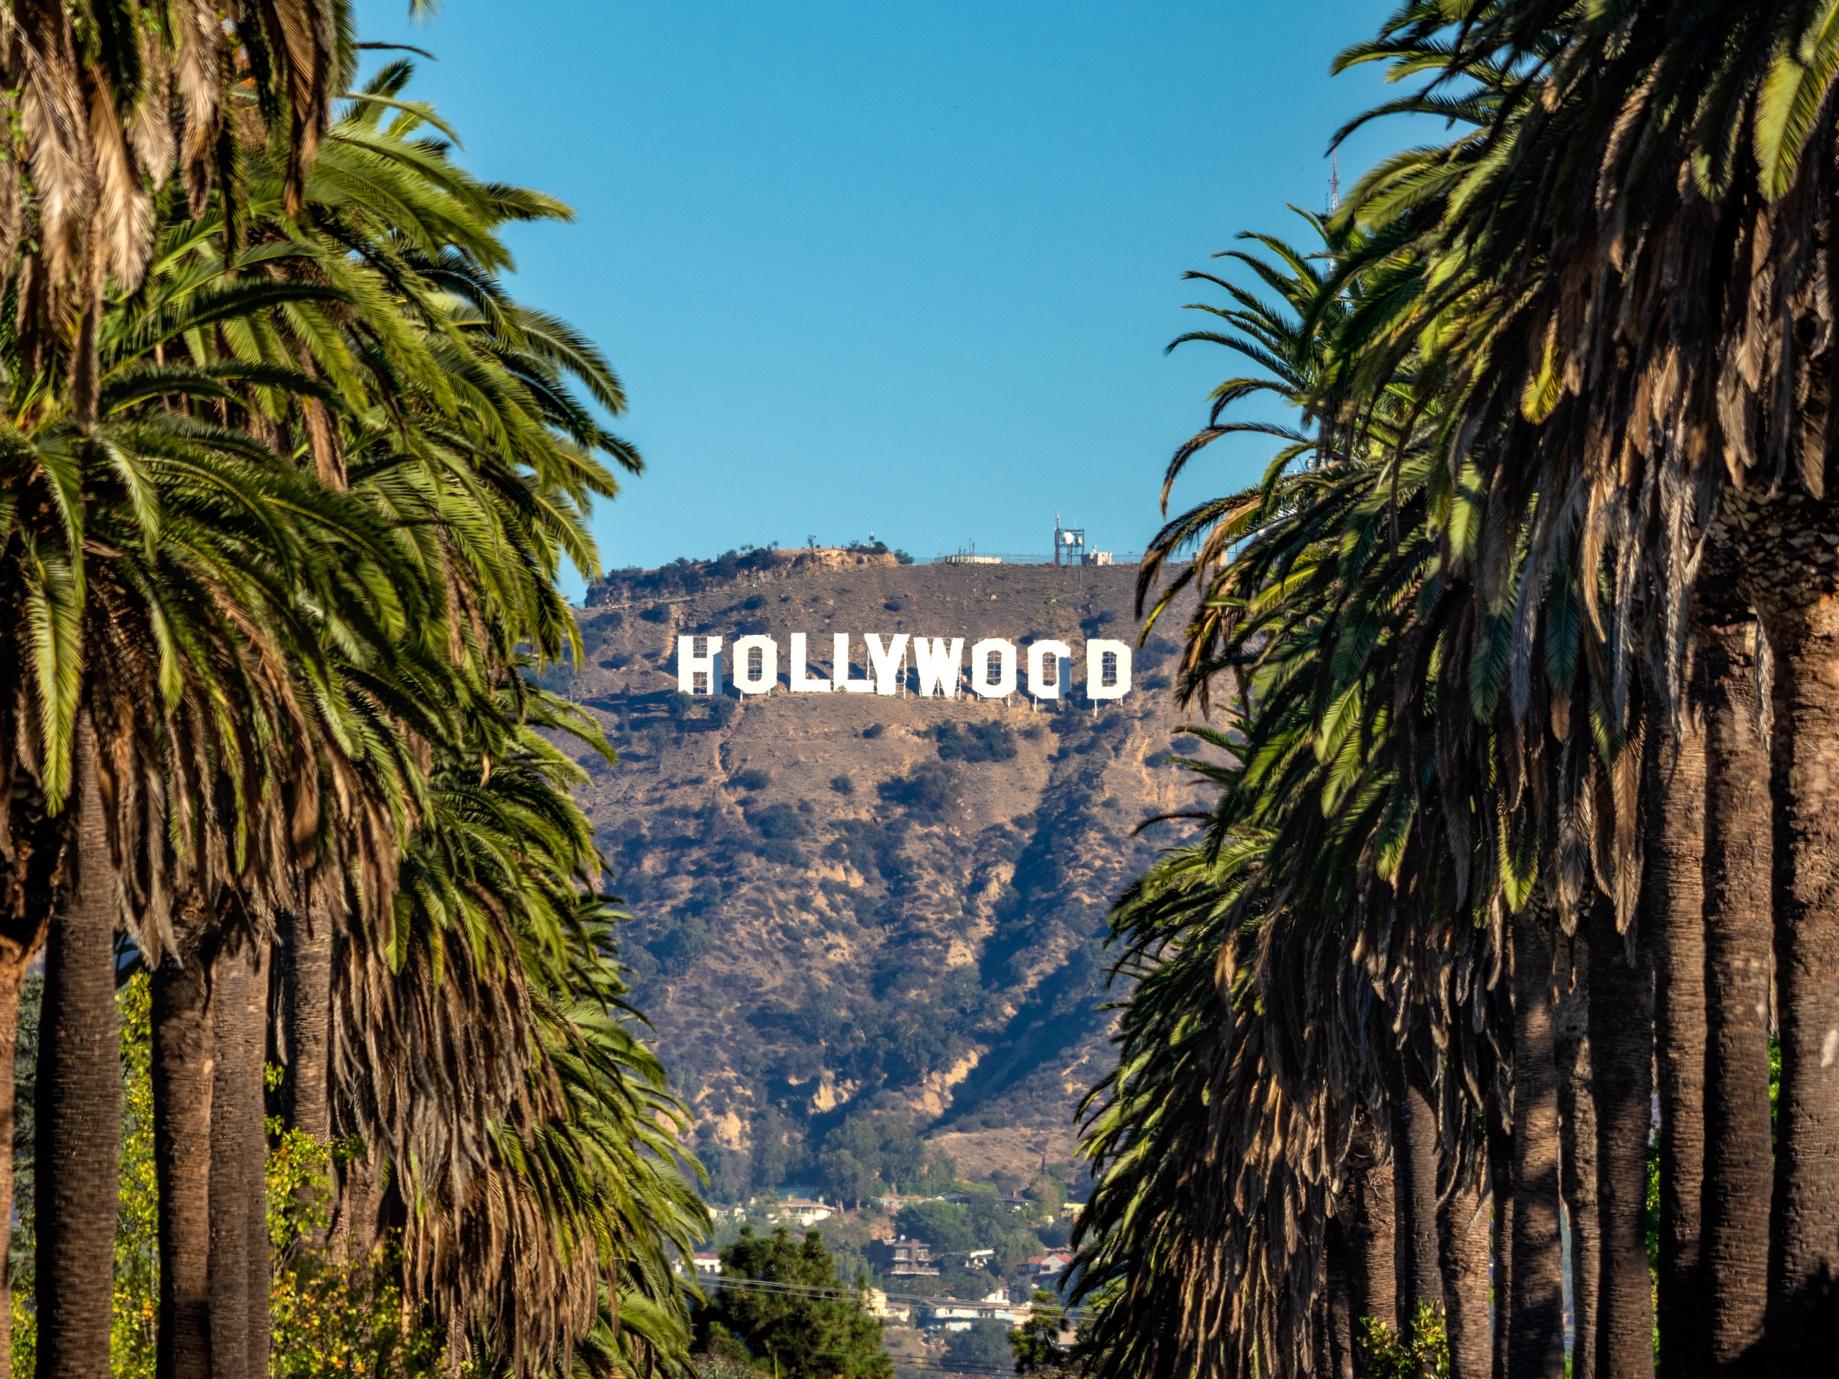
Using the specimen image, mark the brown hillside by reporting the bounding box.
[555,550,1211,1193]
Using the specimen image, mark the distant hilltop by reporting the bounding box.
[586,543,910,608]
[585,531,1138,610]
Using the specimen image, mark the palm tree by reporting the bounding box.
[0,7,444,1372]
[0,16,697,1378]
[1586,900,1655,1379]
[0,243,447,1375]
[1345,1128,1397,1365]
[1322,5,1839,1368]
[1081,216,1532,1377]
[0,0,372,407]
[1072,820,1293,1378]
[58,211,455,1379]
[199,70,700,1369]
[208,932,265,1379]
[1084,99,1653,1368]
[1437,1111,1493,1379]
[54,62,646,1372]
[1390,1059,1444,1333]
[349,694,707,1374]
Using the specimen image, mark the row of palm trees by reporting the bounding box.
[1075,4,1839,1378]
[0,7,703,1379]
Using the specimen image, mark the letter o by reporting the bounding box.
[970,639,1018,698]
[732,635,779,695]
[1027,640,1072,699]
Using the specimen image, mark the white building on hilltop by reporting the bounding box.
[769,1196,835,1228]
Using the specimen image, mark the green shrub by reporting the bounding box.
[1356,1302,1450,1379]
[876,763,954,822]
[932,720,1017,763]
[748,802,806,840]
[759,838,804,866]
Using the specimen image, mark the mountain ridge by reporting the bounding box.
[556,550,1207,1196]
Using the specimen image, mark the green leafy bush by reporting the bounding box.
[932,720,1017,763]
[875,763,954,822]
[747,803,805,840]
[1356,1302,1450,1379]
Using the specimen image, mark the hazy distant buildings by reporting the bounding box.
[769,1197,836,1228]
[869,1235,940,1277]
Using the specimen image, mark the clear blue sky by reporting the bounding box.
[354,1,1411,597]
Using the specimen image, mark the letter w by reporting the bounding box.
[912,638,964,697]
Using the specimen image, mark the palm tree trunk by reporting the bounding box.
[245,942,272,1373]
[208,943,257,1379]
[1326,1218,1358,1379]
[1647,708,1707,1377]
[1390,1059,1444,1335]
[1554,952,1600,1379]
[1762,594,1839,1368]
[278,906,331,1143]
[1699,625,1772,1376]
[1348,1133,1397,1348]
[1488,1092,1514,1379]
[154,956,215,1379]
[1439,1157,1493,1379]
[0,961,23,1376]
[1507,902,1565,1379]
[332,1149,381,1263]
[1588,902,1656,1379]
[34,712,121,1379]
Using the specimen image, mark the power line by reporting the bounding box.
[696,1273,1085,1320]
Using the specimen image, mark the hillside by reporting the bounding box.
[554,548,1209,1198]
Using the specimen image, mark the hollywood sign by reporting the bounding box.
[675,634,1133,701]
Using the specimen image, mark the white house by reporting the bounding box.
[922,1291,1033,1333]
[1019,1251,1073,1282]
[770,1196,835,1228]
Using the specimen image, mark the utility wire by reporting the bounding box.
[697,1273,1086,1320]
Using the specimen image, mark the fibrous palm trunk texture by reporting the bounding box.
[1507,903,1565,1379]
[1588,903,1655,1379]
[1390,1062,1444,1335]
[1438,1157,1494,1379]
[1648,711,1707,1376]
[1698,619,1773,1376]
[155,957,216,1379]
[33,714,121,1379]
[1554,948,1599,1379]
